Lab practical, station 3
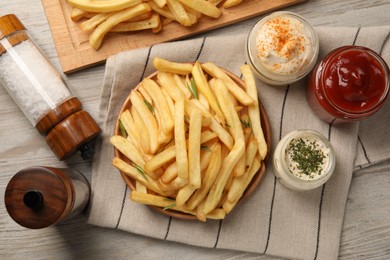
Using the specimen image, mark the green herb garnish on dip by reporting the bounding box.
[285,137,329,180]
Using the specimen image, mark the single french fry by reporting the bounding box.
[89,3,152,49]
[202,62,254,106]
[240,64,268,160]
[174,98,189,181]
[151,14,163,33]
[187,144,221,209]
[144,145,176,172]
[160,162,178,184]
[166,0,192,26]
[130,90,159,154]
[153,57,193,75]
[79,12,110,32]
[188,108,202,189]
[209,118,233,150]
[110,13,160,32]
[192,62,225,124]
[196,200,207,222]
[177,0,222,18]
[176,184,197,206]
[67,0,142,13]
[244,137,258,174]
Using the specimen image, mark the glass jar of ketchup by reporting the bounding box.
[307,46,389,124]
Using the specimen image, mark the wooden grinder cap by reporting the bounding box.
[4,167,74,229]
[46,110,101,161]
[0,14,25,40]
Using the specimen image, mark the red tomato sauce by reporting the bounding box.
[307,46,389,123]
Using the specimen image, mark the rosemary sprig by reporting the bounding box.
[186,78,198,99]
[200,145,212,152]
[131,162,149,182]
[118,119,127,138]
[240,117,252,129]
[163,198,176,211]
[143,99,154,115]
[163,203,176,211]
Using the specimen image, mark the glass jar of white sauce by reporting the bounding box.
[273,130,336,191]
[245,11,319,86]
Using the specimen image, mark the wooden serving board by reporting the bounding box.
[42,0,306,74]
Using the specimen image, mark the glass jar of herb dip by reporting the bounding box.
[273,130,336,191]
[245,11,319,86]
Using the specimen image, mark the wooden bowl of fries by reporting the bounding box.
[111,57,271,221]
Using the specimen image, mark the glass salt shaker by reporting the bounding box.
[0,14,100,160]
[4,166,90,229]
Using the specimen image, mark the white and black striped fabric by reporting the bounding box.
[88,26,390,260]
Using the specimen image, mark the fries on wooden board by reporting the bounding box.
[111,57,269,221]
[67,0,246,50]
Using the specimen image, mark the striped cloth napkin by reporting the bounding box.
[87,25,390,260]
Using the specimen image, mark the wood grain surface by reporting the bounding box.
[42,0,306,74]
[0,0,390,259]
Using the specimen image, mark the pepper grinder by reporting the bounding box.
[0,14,101,160]
[4,166,91,229]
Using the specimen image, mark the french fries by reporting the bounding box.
[67,0,246,50]
[111,58,268,221]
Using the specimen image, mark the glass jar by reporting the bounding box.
[307,46,390,124]
[4,166,90,229]
[0,14,101,160]
[245,11,319,86]
[273,130,336,191]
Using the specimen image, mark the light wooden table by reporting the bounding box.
[1,1,389,259]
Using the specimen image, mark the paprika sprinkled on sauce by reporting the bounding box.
[307,46,390,123]
[246,11,319,85]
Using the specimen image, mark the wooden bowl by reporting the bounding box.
[114,66,272,220]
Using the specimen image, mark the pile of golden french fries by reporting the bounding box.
[67,0,245,50]
[110,57,268,221]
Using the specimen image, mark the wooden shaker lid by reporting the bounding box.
[0,14,26,40]
[46,110,101,160]
[4,167,74,229]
